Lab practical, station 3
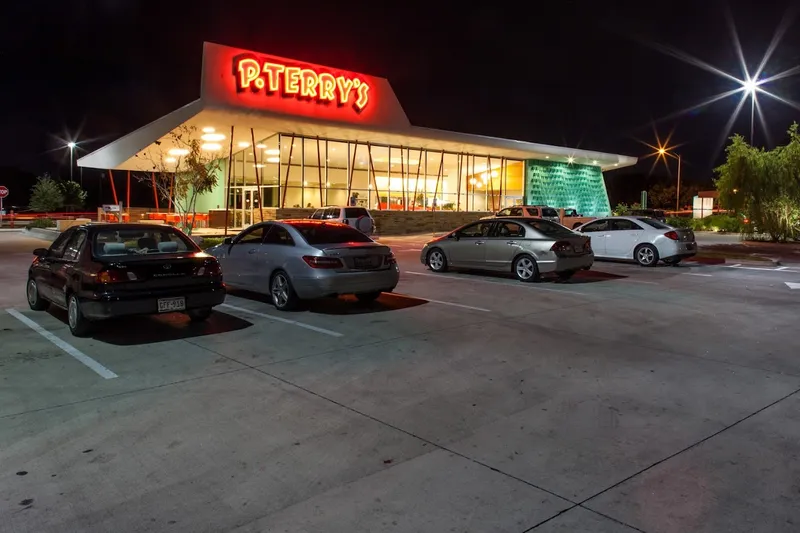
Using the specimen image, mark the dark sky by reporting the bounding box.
[3,0,800,199]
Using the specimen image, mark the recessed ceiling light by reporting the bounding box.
[255,164,265,168]
[238,142,250,148]
[545,155,550,159]
[567,156,575,164]
[202,127,215,133]
[165,157,176,163]
[201,133,225,142]
[303,181,308,186]
[201,143,222,151]
[266,157,279,163]
[264,149,279,155]
[592,160,598,165]
[256,144,266,149]
[614,163,619,166]
[168,148,189,156]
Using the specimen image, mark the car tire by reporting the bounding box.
[663,258,682,266]
[635,244,660,267]
[355,291,382,302]
[513,254,540,282]
[187,307,213,321]
[427,248,448,272]
[557,270,575,281]
[26,278,49,311]
[67,294,91,337]
[270,270,299,311]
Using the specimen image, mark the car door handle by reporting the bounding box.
[475,241,485,245]
[506,241,518,245]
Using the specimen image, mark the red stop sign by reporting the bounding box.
[0,186,8,199]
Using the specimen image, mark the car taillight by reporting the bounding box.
[583,240,592,252]
[97,269,129,283]
[550,241,572,253]
[303,256,343,269]
[664,231,679,240]
[196,261,222,277]
[384,252,396,265]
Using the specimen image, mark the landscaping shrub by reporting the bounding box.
[199,237,225,249]
[667,215,744,233]
[27,218,56,229]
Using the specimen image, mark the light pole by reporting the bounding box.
[658,148,682,213]
[67,142,76,181]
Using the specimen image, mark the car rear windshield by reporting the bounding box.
[541,208,559,217]
[344,207,369,219]
[526,219,576,238]
[93,228,196,258]
[291,222,373,244]
[637,217,671,229]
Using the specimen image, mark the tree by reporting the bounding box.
[715,123,800,241]
[61,180,87,211]
[29,174,64,212]
[647,183,700,210]
[142,125,223,235]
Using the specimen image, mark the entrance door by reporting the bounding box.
[242,187,259,227]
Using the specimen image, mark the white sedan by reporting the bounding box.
[574,216,697,266]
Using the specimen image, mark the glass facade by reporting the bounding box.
[226,133,524,218]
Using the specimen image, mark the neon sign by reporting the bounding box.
[234,56,370,112]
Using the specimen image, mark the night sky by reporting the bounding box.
[2,0,799,206]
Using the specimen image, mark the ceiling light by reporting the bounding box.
[265,149,279,155]
[325,182,330,187]
[592,160,598,165]
[614,163,619,166]
[202,127,215,133]
[255,164,265,168]
[201,133,225,142]
[256,144,266,149]
[165,157,176,163]
[303,181,308,186]
[238,142,250,148]
[266,157,279,163]
[567,156,575,164]
[201,143,222,151]
[168,148,189,156]
[545,155,550,159]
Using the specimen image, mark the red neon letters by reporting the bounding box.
[235,57,370,112]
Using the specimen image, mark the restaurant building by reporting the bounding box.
[78,42,637,232]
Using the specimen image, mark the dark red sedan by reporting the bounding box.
[27,223,226,336]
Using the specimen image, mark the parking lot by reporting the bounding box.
[2,230,800,533]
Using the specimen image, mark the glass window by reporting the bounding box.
[541,207,559,218]
[525,219,577,239]
[93,228,196,258]
[291,222,373,244]
[509,207,523,216]
[48,228,75,258]
[497,208,513,216]
[523,207,540,217]
[637,217,670,229]
[494,222,525,238]
[611,219,643,231]
[323,207,339,219]
[344,207,369,219]
[236,224,270,244]
[264,225,295,245]
[458,222,493,238]
[580,219,610,232]
[62,231,87,262]
[310,209,323,220]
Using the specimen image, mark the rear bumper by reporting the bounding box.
[661,241,697,260]
[537,254,594,274]
[292,266,400,299]
[79,285,226,320]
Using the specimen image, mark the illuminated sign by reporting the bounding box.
[234,55,370,112]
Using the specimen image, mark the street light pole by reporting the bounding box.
[67,142,76,181]
[676,154,682,214]
[750,94,755,144]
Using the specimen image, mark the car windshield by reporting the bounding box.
[637,217,671,229]
[541,208,559,217]
[93,228,196,259]
[344,207,369,218]
[525,219,576,238]
[291,222,373,244]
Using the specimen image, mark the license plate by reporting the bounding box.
[158,297,186,313]
[353,257,371,269]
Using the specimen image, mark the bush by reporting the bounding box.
[667,214,744,233]
[199,237,225,249]
[666,217,692,228]
[27,218,56,229]
[29,174,64,212]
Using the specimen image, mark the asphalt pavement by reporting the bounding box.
[2,230,800,533]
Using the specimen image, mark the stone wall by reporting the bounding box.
[208,208,489,235]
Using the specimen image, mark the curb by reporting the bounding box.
[25,227,59,242]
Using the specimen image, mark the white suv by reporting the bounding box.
[310,206,376,235]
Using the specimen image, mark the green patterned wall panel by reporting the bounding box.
[524,160,611,217]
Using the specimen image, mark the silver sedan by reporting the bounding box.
[420,217,593,281]
[207,220,399,310]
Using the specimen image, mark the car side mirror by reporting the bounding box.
[448,233,459,241]
[223,237,233,245]
[33,248,48,257]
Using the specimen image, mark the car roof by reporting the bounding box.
[77,223,184,232]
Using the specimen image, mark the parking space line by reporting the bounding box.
[220,303,344,337]
[615,279,658,285]
[403,270,592,296]
[390,292,491,312]
[684,273,713,277]
[6,309,118,379]
[724,264,800,273]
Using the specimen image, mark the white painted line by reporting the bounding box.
[6,309,118,379]
[729,263,741,268]
[777,266,789,271]
[391,292,490,312]
[785,282,800,290]
[724,265,800,273]
[615,279,658,285]
[403,270,592,296]
[220,303,343,337]
[684,273,713,277]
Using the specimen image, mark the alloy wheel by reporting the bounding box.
[637,247,655,265]
[429,251,444,271]
[68,297,79,330]
[271,274,289,308]
[515,257,535,280]
[27,280,38,306]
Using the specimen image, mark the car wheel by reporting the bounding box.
[664,258,682,266]
[513,254,540,282]
[427,248,448,272]
[355,291,382,302]
[26,278,48,311]
[187,307,212,321]
[635,244,659,267]
[270,270,299,311]
[67,294,91,337]
[557,270,575,281]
